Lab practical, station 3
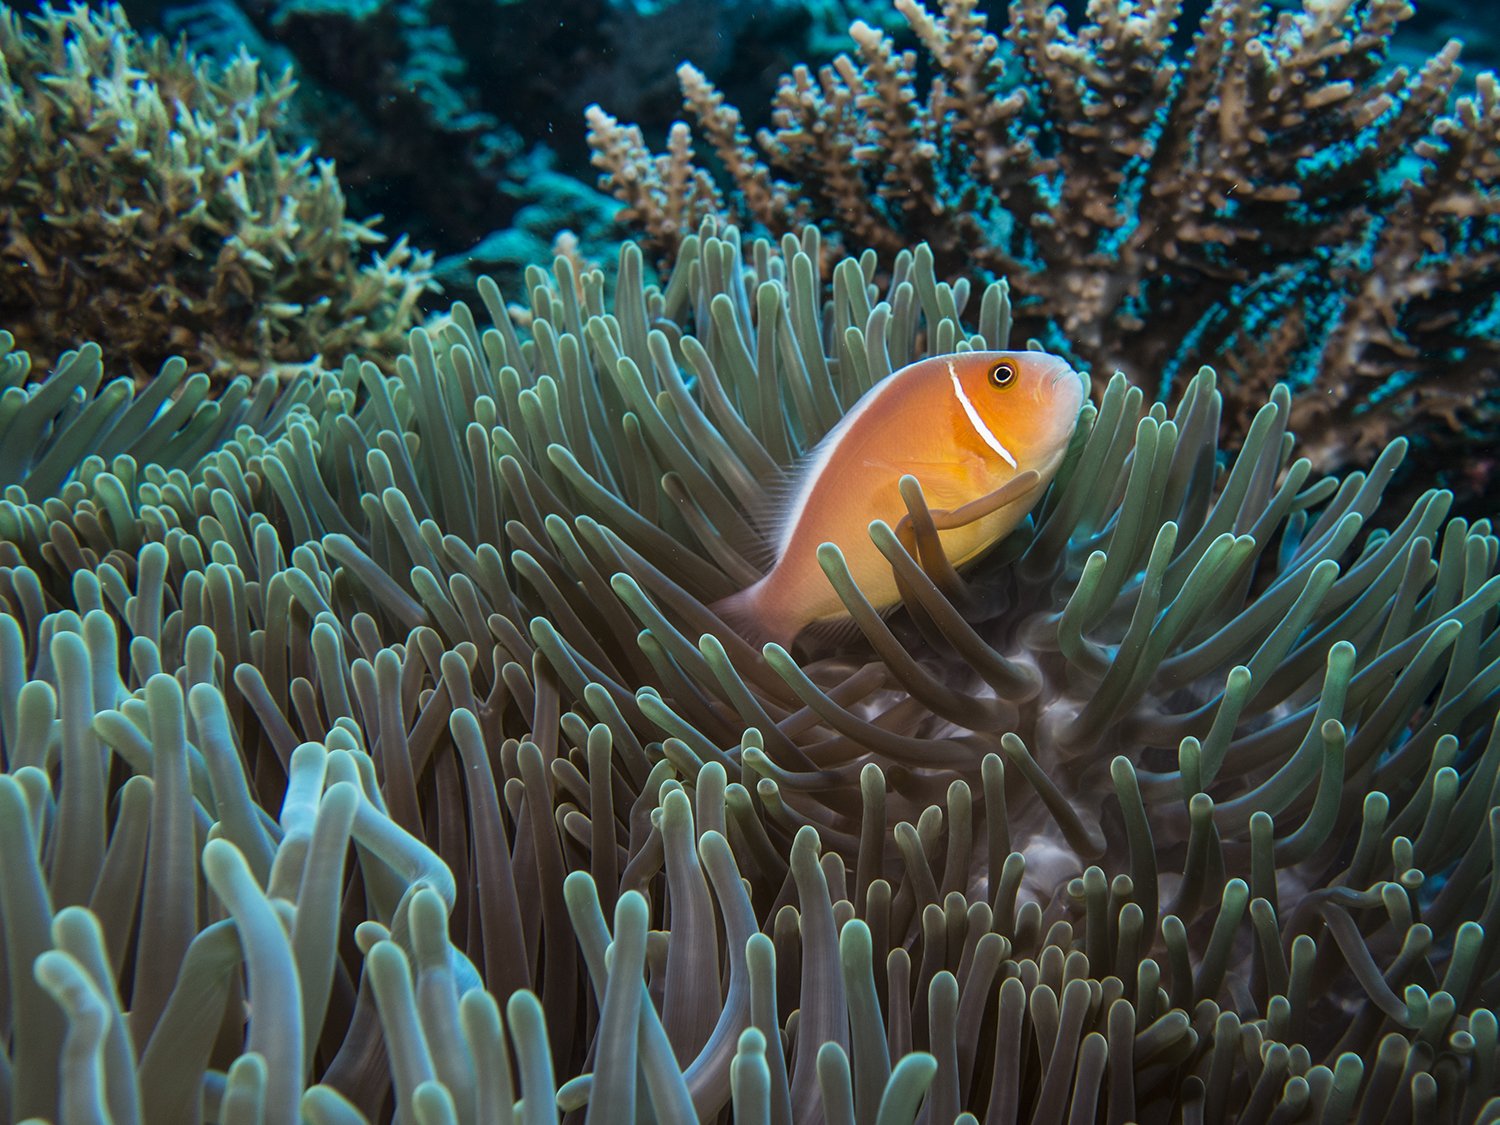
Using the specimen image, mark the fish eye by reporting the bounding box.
[989,361,1017,389]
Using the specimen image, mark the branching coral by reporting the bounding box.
[140,0,860,269]
[1,222,1498,1121]
[0,3,434,383]
[585,0,1500,495]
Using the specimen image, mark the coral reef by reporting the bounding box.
[1,221,1498,1120]
[586,0,1500,500]
[0,3,433,382]
[125,0,882,270]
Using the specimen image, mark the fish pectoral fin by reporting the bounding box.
[914,476,997,512]
[854,457,1000,513]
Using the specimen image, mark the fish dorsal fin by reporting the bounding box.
[761,370,907,560]
[709,420,849,596]
[737,463,797,573]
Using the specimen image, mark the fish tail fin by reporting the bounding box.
[710,579,799,652]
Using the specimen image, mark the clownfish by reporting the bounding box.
[714,350,1087,648]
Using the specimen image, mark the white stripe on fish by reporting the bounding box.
[947,359,1018,468]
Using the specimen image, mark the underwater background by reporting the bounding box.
[3,0,1500,1121]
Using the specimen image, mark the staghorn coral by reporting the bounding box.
[0,3,434,383]
[0,223,1499,1121]
[585,0,1500,499]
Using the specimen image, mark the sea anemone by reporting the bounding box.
[0,222,1496,1121]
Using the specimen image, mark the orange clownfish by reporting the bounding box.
[715,350,1087,647]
